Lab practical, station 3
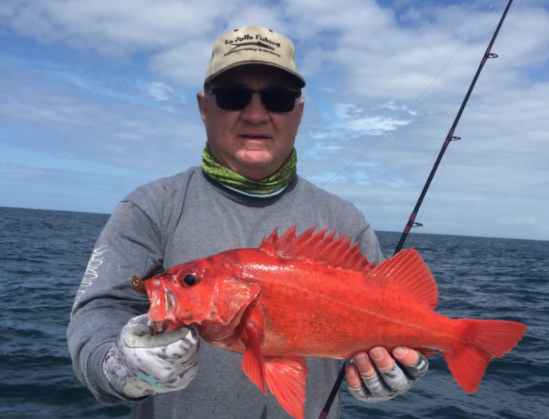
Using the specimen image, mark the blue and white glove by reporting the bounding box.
[103,314,199,398]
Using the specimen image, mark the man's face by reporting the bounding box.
[197,65,304,181]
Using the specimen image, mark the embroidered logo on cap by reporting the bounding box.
[224,33,282,58]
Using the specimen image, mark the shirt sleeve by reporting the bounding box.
[356,222,384,265]
[66,199,165,404]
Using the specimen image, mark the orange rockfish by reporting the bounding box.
[136,226,527,419]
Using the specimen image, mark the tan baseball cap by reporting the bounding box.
[204,25,306,88]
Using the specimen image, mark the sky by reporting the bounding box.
[0,0,548,241]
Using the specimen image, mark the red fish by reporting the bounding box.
[139,226,527,419]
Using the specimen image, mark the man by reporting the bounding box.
[67,25,428,419]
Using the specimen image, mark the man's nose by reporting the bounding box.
[240,92,269,123]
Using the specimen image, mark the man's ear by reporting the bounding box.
[197,91,207,123]
[296,97,305,125]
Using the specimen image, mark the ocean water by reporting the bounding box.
[0,206,547,419]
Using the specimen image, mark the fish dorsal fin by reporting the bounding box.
[371,248,438,310]
[260,225,376,274]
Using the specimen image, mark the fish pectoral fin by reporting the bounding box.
[265,356,308,419]
[241,316,266,394]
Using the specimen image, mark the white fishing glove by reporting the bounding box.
[347,353,429,402]
[103,314,199,399]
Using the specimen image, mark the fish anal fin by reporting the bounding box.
[259,225,375,274]
[241,312,266,394]
[373,248,439,310]
[265,356,308,419]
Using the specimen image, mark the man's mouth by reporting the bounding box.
[240,134,270,139]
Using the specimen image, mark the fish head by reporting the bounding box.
[144,254,260,340]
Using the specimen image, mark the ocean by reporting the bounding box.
[0,206,547,419]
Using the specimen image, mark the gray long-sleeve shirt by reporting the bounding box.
[67,167,383,419]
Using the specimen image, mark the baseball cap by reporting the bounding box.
[204,25,306,88]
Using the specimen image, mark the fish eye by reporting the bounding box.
[183,273,198,286]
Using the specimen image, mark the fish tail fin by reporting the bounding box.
[443,319,527,393]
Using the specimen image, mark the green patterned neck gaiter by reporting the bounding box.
[202,145,297,197]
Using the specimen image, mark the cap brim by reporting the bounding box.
[205,61,306,88]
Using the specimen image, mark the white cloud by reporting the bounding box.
[382,177,413,189]
[149,41,213,87]
[0,0,226,54]
[225,6,286,33]
[302,143,344,160]
[304,101,411,162]
[336,103,411,135]
[376,101,418,116]
[141,81,175,101]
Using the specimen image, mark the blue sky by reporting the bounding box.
[1,0,548,241]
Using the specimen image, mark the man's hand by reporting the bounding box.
[345,346,428,402]
[103,314,199,399]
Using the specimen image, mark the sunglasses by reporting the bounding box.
[207,87,301,113]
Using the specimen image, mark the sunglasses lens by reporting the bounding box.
[261,91,297,112]
[211,88,299,112]
[214,88,252,111]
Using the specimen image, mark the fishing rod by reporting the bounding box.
[318,0,515,417]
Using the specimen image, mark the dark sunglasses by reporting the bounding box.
[207,87,301,113]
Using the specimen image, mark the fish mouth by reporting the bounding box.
[152,320,180,335]
[148,282,181,335]
[154,321,164,334]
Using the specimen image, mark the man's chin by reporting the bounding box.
[234,155,278,179]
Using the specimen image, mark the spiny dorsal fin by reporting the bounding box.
[371,248,438,310]
[259,225,376,274]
